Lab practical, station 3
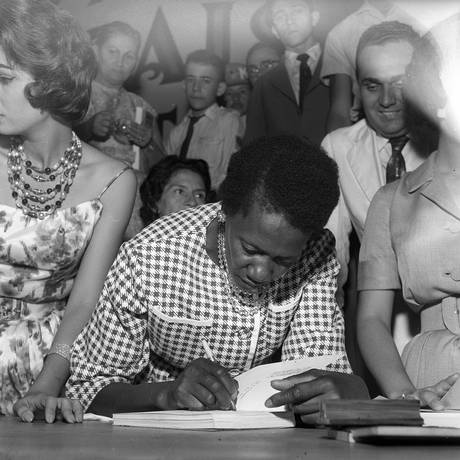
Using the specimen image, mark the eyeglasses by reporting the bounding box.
[246,60,280,76]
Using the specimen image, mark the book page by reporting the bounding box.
[235,354,340,411]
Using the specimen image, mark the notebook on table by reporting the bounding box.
[113,354,339,430]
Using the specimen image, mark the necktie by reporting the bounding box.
[296,53,312,113]
[386,136,409,183]
[179,115,202,159]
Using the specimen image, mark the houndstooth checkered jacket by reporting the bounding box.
[66,202,350,410]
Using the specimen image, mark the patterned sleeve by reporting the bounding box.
[281,231,351,373]
[65,244,150,411]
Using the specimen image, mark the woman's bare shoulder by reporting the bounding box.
[81,142,135,178]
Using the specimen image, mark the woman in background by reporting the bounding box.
[357,15,460,409]
[75,20,164,239]
[139,156,211,228]
[0,0,136,420]
[75,20,163,171]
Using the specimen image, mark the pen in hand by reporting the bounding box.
[201,339,237,411]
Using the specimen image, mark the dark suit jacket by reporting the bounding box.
[243,59,329,146]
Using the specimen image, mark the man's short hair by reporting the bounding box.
[220,134,339,235]
[356,21,420,74]
[267,0,317,12]
[185,50,225,82]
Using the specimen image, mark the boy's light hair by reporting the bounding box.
[185,49,225,82]
[267,0,318,20]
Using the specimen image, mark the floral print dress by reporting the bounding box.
[0,200,102,414]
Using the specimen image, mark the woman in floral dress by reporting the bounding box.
[0,0,136,419]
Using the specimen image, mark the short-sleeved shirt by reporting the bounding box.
[66,202,350,410]
[164,104,240,189]
[320,1,424,121]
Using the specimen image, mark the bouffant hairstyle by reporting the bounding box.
[185,50,225,83]
[89,21,141,51]
[0,0,96,126]
[220,135,339,235]
[140,156,211,227]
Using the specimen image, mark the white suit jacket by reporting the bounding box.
[322,119,426,293]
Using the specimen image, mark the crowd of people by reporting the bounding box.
[0,0,459,429]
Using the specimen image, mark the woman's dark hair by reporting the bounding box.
[220,135,339,235]
[140,156,211,226]
[89,21,141,50]
[0,0,97,126]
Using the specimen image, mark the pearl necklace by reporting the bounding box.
[7,132,82,219]
[216,215,268,309]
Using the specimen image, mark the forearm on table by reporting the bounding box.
[31,306,98,395]
[29,354,71,396]
[88,381,172,417]
[357,316,414,397]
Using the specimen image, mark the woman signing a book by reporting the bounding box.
[357,15,460,409]
[21,135,368,423]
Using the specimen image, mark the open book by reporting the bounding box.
[113,354,339,430]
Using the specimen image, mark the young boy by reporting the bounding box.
[244,0,328,146]
[165,50,240,190]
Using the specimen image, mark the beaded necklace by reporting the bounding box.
[216,215,268,309]
[7,131,82,219]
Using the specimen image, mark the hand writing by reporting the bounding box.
[163,358,238,411]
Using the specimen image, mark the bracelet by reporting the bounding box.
[47,343,72,362]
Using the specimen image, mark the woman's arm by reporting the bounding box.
[15,165,137,406]
[88,358,237,417]
[357,289,415,398]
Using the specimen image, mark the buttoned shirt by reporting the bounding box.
[66,203,350,411]
[320,1,424,120]
[323,119,426,292]
[284,43,321,103]
[164,103,240,189]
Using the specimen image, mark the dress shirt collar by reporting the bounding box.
[187,102,219,121]
[284,42,322,72]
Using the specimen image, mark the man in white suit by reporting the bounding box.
[324,21,427,291]
[323,21,429,351]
